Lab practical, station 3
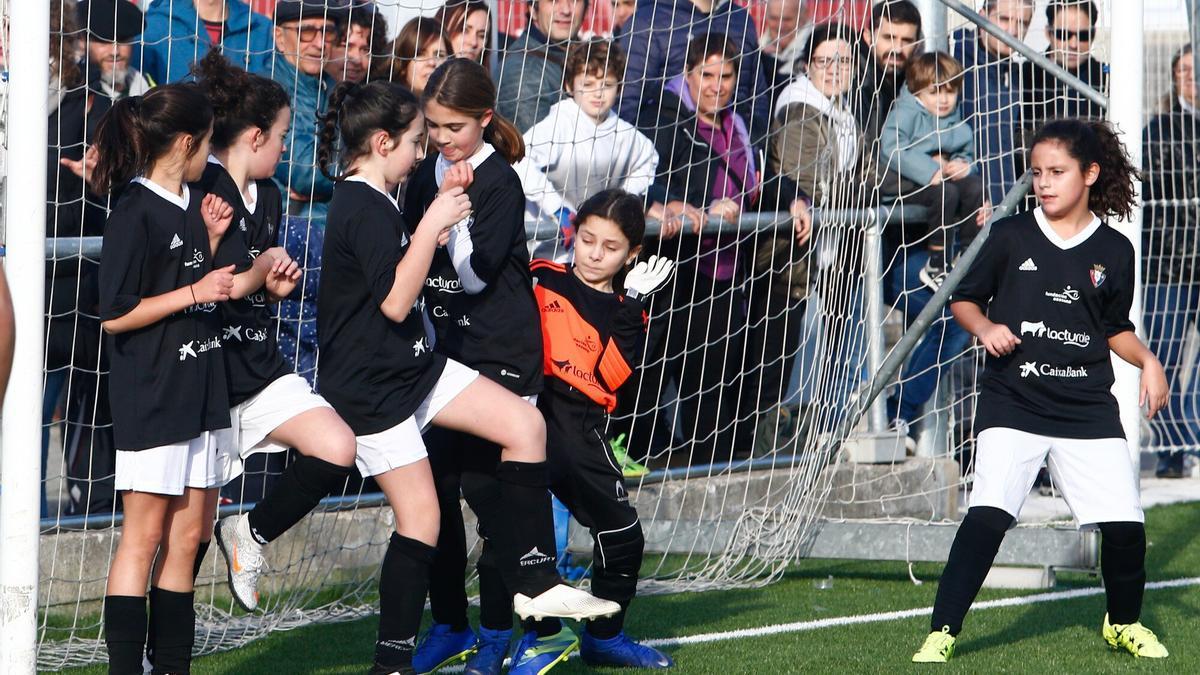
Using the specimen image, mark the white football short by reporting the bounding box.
[115,431,227,496]
[354,358,479,477]
[229,373,332,457]
[968,427,1144,526]
[210,373,333,487]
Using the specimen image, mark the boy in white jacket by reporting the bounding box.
[516,39,660,258]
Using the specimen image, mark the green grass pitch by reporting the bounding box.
[66,500,1200,673]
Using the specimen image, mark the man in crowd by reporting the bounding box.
[1020,1,1107,136]
[855,0,921,152]
[758,0,812,114]
[136,0,275,84]
[325,0,387,83]
[496,0,587,131]
[951,0,1034,206]
[617,0,772,143]
[79,0,154,100]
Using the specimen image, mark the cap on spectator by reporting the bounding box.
[275,0,350,24]
[77,0,143,43]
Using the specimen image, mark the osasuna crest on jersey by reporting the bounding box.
[1090,264,1106,288]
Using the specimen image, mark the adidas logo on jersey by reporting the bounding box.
[238,217,247,232]
[544,300,565,313]
[519,547,553,567]
[170,234,183,250]
[1019,258,1038,271]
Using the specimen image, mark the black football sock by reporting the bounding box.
[928,247,946,271]
[376,533,436,669]
[929,506,1012,635]
[246,455,353,544]
[104,595,147,675]
[477,553,515,632]
[192,539,210,582]
[428,477,470,631]
[521,617,564,639]
[148,587,195,675]
[493,461,560,597]
[1099,521,1147,625]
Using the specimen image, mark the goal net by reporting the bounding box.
[8,0,1179,669]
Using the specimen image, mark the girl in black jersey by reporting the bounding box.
[92,84,236,674]
[186,52,360,617]
[314,80,617,674]
[912,120,1170,663]
[402,59,566,674]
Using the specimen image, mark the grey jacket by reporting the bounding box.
[496,27,568,133]
[879,87,975,186]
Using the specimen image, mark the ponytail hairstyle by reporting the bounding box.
[317,80,422,181]
[192,50,290,151]
[91,83,214,194]
[1030,119,1140,221]
[422,58,525,163]
[574,189,646,289]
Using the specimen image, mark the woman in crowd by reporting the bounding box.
[763,21,867,444]
[373,16,451,95]
[621,32,810,465]
[436,0,494,72]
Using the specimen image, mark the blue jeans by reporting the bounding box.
[41,370,68,519]
[1143,283,1200,451]
[823,289,867,418]
[886,250,971,425]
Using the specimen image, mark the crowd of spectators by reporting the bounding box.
[24,0,1199,514]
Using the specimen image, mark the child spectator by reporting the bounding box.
[516,39,659,257]
[881,51,988,290]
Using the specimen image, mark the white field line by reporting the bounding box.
[639,576,1200,649]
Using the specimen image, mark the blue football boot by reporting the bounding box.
[580,631,674,669]
[412,623,477,673]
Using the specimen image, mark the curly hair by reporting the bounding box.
[192,51,290,150]
[1030,119,1140,221]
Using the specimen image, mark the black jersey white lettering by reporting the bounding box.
[202,160,291,405]
[318,180,446,435]
[98,180,230,450]
[404,149,543,396]
[952,208,1135,439]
